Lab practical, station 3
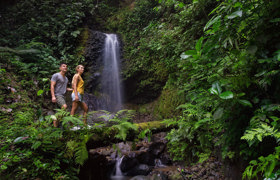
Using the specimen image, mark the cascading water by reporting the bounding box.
[111,156,125,180]
[101,34,123,112]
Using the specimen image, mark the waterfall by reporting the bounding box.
[111,156,125,180]
[101,34,123,112]
[155,159,166,168]
[115,156,124,176]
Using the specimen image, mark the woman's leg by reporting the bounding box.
[70,101,78,116]
[80,102,88,125]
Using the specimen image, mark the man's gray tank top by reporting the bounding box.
[51,73,68,96]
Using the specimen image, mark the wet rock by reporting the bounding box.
[84,30,106,94]
[121,155,139,172]
[130,175,150,180]
[125,164,152,176]
[137,151,156,166]
[148,142,166,156]
[117,142,132,155]
[111,151,117,159]
[151,132,167,143]
[87,110,114,125]
[159,153,172,165]
[79,152,110,180]
[159,172,168,180]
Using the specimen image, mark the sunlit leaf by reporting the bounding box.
[213,108,223,120]
[178,2,184,8]
[180,52,191,59]
[194,118,211,129]
[238,100,253,107]
[14,136,25,143]
[208,82,222,95]
[1,165,7,170]
[71,30,80,38]
[37,89,44,96]
[228,10,243,19]
[42,78,49,82]
[204,15,221,31]
[184,50,197,56]
[195,37,204,52]
[219,91,233,99]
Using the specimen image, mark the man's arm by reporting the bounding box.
[66,88,73,91]
[51,80,57,103]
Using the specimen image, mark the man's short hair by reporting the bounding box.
[60,62,67,67]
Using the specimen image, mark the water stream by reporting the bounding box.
[111,156,128,180]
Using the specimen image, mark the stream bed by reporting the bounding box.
[78,132,226,180]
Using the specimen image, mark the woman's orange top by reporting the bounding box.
[72,74,84,94]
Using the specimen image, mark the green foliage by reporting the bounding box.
[109,110,138,141]
[74,134,90,166]
[1,0,280,178]
[138,128,152,142]
[243,146,280,180]
[115,0,280,177]
[241,123,280,146]
[0,107,92,179]
[241,105,280,179]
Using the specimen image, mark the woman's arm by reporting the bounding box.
[72,74,79,101]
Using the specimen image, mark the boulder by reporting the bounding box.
[148,142,166,156]
[125,164,152,176]
[120,155,139,172]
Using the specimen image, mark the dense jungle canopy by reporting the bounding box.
[1,0,280,179]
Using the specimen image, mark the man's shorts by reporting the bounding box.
[71,92,84,102]
[55,95,66,107]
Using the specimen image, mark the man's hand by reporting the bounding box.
[67,88,73,91]
[52,96,57,103]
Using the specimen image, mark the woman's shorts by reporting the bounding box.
[71,92,84,102]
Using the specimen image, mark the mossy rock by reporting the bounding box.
[136,121,165,131]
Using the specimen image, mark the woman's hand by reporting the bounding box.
[75,95,79,102]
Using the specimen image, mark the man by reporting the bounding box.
[51,62,72,127]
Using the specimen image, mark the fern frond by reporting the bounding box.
[62,116,84,127]
[75,143,88,166]
[241,123,280,146]
[66,140,78,158]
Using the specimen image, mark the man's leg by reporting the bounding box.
[54,95,67,127]
[53,119,59,127]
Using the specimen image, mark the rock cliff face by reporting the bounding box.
[84,30,106,94]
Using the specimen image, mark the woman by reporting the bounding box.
[71,65,88,125]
